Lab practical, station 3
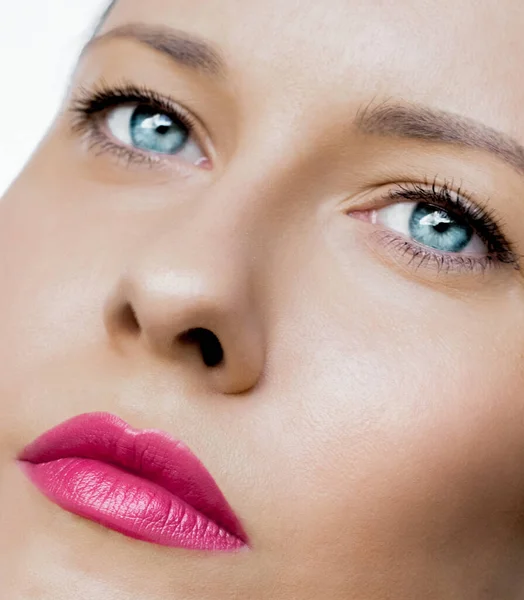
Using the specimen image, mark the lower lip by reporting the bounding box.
[20,458,244,551]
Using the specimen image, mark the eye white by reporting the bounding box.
[106,105,136,146]
[373,202,416,237]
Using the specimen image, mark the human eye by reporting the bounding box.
[69,82,209,168]
[349,181,519,273]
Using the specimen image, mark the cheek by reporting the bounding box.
[0,166,147,443]
[258,241,524,569]
[2,144,524,589]
[254,335,524,594]
[0,183,108,366]
[0,151,163,369]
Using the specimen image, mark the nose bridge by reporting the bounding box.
[137,144,291,285]
[160,147,307,270]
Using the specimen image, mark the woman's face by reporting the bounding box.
[3,0,524,597]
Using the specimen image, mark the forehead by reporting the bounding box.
[104,0,524,141]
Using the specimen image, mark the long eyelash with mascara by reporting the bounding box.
[70,86,520,273]
[377,180,520,273]
[69,82,198,165]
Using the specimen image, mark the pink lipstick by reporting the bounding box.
[18,412,247,551]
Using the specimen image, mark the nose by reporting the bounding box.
[104,214,266,395]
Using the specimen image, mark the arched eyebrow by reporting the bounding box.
[83,23,226,77]
[356,101,524,175]
[83,25,524,175]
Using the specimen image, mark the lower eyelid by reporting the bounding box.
[369,229,496,275]
[350,212,503,278]
[78,123,164,168]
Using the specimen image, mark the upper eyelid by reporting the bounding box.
[386,183,494,228]
[389,184,505,232]
[70,85,199,131]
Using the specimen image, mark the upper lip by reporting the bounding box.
[18,412,247,543]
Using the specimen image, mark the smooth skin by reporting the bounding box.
[2,0,524,598]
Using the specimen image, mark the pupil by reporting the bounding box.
[434,221,450,234]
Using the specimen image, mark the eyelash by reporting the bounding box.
[371,181,520,273]
[69,82,200,166]
[70,85,519,274]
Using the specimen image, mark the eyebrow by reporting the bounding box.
[83,28,524,175]
[356,101,524,175]
[85,23,225,77]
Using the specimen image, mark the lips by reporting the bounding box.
[17,412,247,551]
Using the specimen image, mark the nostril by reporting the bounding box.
[178,328,224,368]
[119,303,141,335]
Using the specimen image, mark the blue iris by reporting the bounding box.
[409,203,472,252]
[130,106,189,154]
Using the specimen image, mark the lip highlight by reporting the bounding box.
[17,412,248,551]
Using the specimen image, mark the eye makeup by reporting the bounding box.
[69,83,521,275]
[70,82,205,167]
[350,180,520,274]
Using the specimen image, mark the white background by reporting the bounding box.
[0,1,108,195]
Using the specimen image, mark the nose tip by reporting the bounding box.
[104,269,265,395]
